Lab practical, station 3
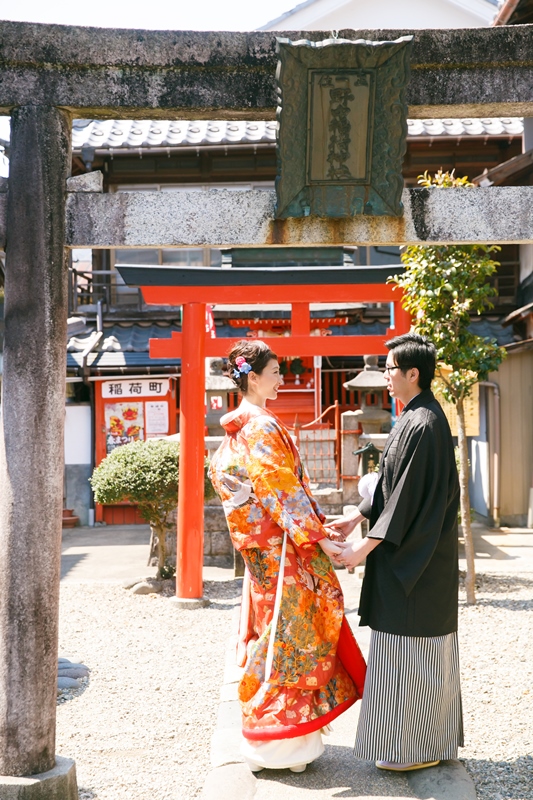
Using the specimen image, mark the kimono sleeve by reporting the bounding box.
[301,466,327,523]
[358,495,373,519]
[244,416,326,549]
[367,419,453,595]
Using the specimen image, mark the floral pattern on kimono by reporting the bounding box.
[209,400,366,741]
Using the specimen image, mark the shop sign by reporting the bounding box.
[102,379,170,399]
[105,402,144,453]
[145,401,170,436]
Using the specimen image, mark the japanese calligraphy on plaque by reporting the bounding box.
[308,70,373,184]
[275,36,413,219]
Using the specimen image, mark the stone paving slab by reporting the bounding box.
[204,565,478,800]
[407,759,477,800]
[61,524,156,584]
[459,523,533,574]
[210,728,244,770]
[201,764,256,800]
[219,682,239,703]
[216,699,241,730]
[60,525,240,585]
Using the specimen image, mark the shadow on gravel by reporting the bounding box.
[472,596,533,611]
[254,746,410,796]
[459,572,533,610]
[78,788,98,799]
[464,755,533,800]
[204,579,242,598]
[207,600,242,610]
[204,578,243,610]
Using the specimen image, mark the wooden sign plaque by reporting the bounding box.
[275,36,413,219]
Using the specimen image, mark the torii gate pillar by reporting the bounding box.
[173,303,208,606]
[0,105,78,794]
[394,300,412,337]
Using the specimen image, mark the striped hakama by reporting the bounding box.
[354,630,464,763]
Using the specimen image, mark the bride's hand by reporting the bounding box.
[323,524,347,542]
[318,537,345,562]
[325,512,364,541]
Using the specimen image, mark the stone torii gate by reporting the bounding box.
[1,18,533,797]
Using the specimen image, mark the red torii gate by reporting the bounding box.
[118,265,410,604]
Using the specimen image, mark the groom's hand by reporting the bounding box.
[325,511,364,541]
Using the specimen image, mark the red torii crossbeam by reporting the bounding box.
[117,266,410,603]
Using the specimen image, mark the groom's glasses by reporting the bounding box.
[384,365,402,374]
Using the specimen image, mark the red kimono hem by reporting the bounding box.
[242,696,357,741]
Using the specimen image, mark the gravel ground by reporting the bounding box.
[56,580,241,800]
[57,569,532,800]
[459,571,533,800]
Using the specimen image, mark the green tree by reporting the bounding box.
[391,171,506,604]
[90,439,214,578]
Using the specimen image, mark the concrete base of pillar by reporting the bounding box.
[0,756,77,800]
[170,596,210,609]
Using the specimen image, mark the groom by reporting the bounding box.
[330,333,463,771]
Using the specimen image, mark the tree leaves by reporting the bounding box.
[390,243,506,402]
[90,439,215,527]
[417,168,474,188]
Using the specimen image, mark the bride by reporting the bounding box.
[209,339,366,773]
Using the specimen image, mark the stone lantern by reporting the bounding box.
[341,355,391,494]
[343,355,391,435]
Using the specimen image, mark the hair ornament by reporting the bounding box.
[234,356,252,376]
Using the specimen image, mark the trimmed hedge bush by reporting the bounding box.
[90,439,214,575]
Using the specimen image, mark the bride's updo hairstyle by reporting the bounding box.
[228,340,278,393]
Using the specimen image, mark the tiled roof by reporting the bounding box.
[0,117,525,155]
[468,316,515,346]
[407,118,523,137]
[67,323,183,369]
[66,351,181,369]
[72,119,278,149]
[67,322,182,353]
[66,321,239,370]
[65,317,513,370]
[70,117,524,150]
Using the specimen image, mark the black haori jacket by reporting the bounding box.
[358,389,460,637]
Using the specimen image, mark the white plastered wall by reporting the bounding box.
[64,404,92,465]
[264,0,495,30]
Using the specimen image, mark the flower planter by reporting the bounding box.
[62,508,80,528]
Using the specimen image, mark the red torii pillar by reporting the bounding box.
[176,302,206,601]
[133,279,409,605]
[394,299,412,339]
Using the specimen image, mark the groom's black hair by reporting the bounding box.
[385,332,436,391]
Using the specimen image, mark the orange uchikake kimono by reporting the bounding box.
[209,399,366,741]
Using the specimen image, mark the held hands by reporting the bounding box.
[336,539,366,569]
[318,537,345,564]
[336,535,382,569]
[319,509,381,569]
[324,511,364,541]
